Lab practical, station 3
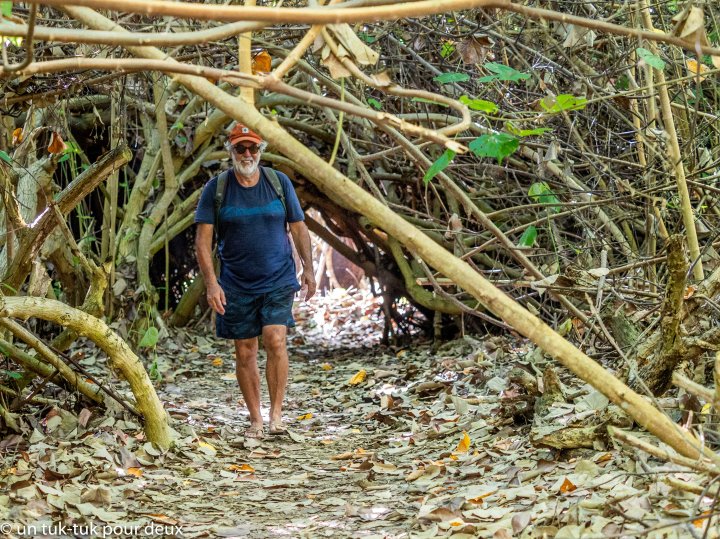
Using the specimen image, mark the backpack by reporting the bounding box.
[213,166,287,238]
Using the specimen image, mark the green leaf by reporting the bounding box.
[433,72,470,84]
[615,74,630,91]
[359,32,377,44]
[0,150,11,164]
[528,181,561,211]
[459,95,498,113]
[440,42,455,59]
[411,97,449,107]
[477,62,530,83]
[1,2,12,17]
[65,141,80,153]
[138,327,159,348]
[518,225,537,247]
[540,94,587,113]
[423,149,456,184]
[505,122,552,137]
[3,369,22,380]
[58,154,70,163]
[636,47,665,70]
[468,133,519,164]
[367,97,383,110]
[171,121,184,130]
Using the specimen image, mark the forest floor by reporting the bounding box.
[0,289,717,538]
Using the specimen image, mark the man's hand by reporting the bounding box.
[206,281,227,315]
[300,269,317,301]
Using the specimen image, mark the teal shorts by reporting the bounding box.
[216,285,296,340]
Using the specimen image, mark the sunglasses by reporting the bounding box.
[232,143,261,155]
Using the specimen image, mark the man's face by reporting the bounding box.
[230,142,262,178]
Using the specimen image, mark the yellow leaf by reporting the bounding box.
[701,403,712,415]
[348,369,367,385]
[227,463,255,472]
[198,440,217,452]
[320,363,332,370]
[252,50,272,74]
[686,59,710,81]
[455,431,471,453]
[12,128,22,145]
[211,357,223,366]
[693,510,711,528]
[47,131,66,154]
[127,467,143,477]
[559,477,577,493]
[297,413,313,420]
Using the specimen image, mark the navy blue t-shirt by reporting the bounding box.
[194,168,304,294]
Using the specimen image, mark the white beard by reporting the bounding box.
[232,155,259,177]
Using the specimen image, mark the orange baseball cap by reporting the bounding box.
[228,123,262,144]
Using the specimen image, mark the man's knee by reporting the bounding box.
[234,338,258,364]
[263,327,287,355]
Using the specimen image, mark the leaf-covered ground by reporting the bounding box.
[0,290,716,538]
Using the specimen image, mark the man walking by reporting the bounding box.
[194,123,316,438]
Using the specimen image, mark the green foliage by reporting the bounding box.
[518,226,537,247]
[367,97,383,110]
[528,182,561,212]
[0,150,11,164]
[440,42,455,58]
[358,32,377,44]
[636,47,665,70]
[424,149,456,184]
[615,74,630,91]
[459,95,498,113]
[58,141,81,163]
[477,62,530,83]
[2,370,22,380]
[1,2,12,17]
[433,72,470,84]
[468,133,519,164]
[139,326,159,348]
[540,94,587,113]
[171,120,184,131]
[505,122,552,137]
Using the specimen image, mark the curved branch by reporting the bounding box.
[0,20,266,46]
[27,0,720,56]
[1,57,464,151]
[0,296,173,448]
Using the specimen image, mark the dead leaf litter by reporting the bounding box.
[0,290,717,538]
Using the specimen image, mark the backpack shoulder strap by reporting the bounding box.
[262,166,287,219]
[213,169,231,232]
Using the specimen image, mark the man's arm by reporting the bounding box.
[195,223,226,314]
[288,221,316,300]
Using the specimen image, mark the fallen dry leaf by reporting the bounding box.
[685,59,710,81]
[347,369,366,385]
[252,50,272,74]
[559,477,577,493]
[47,131,66,154]
[455,431,471,453]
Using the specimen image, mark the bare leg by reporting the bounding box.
[262,325,288,426]
[234,338,263,433]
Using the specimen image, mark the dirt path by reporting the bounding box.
[0,294,715,538]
